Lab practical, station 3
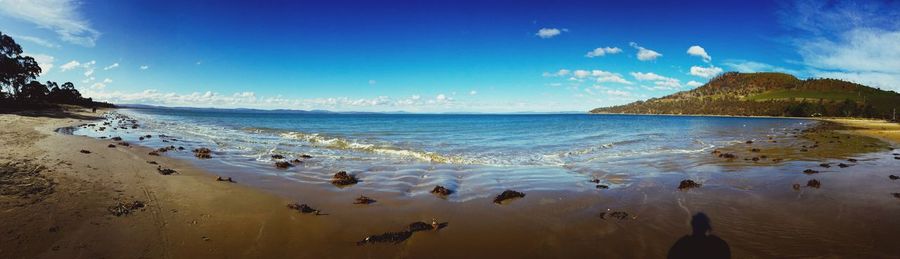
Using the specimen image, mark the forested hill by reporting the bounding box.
[591,72,900,120]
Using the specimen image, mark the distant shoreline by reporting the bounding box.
[590,112,899,145]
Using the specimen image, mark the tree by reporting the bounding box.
[20,81,48,100]
[0,31,42,98]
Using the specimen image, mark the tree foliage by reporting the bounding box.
[0,31,112,109]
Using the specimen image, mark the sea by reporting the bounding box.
[72,108,813,201]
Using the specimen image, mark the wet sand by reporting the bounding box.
[2,109,899,258]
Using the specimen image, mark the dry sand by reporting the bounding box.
[2,108,899,258]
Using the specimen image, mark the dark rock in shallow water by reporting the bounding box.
[286,203,321,215]
[271,154,284,159]
[192,147,212,159]
[274,161,292,169]
[803,169,819,175]
[596,184,609,189]
[331,171,358,186]
[847,158,858,162]
[290,159,302,164]
[678,180,702,190]
[111,136,122,141]
[299,154,313,159]
[792,183,801,191]
[354,195,375,204]
[430,185,452,196]
[837,163,850,168]
[819,163,831,168]
[889,175,899,180]
[806,179,821,188]
[493,190,525,204]
[745,140,753,144]
[893,193,900,199]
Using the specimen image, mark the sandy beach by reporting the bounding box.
[2,108,900,258]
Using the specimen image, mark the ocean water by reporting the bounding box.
[75,108,813,201]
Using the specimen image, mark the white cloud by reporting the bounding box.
[605,89,631,97]
[585,47,622,58]
[798,28,900,90]
[629,42,662,61]
[0,0,100,47]
[573,69,591,78]
[689,65,723,78]
[140,65,149,70]
[103,63,119,70]
[630,72,681,90]
[469,90,477,95]
[543,69,571,77]
[686,81,704,87]
[60,60,80,71]
[24,53,54,75]
[722,60,799,74]
[779,0,900,91]
[102,78,112,84]
[686,45,711,62]
[368,79,377,85]
[536,28,562,39]
[90,82,106,89]
[9,34,59,48]
[591,70,632,84]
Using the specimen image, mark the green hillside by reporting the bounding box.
[591,72,900,119]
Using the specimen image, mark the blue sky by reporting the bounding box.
[1,0,898,112]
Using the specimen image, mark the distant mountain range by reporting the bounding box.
[592,72,900,120]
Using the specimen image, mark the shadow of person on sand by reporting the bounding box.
[667,212,731,259]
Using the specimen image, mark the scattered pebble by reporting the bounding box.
[286,203,322,215]
[493,190,525,204]
[332,171,358,186]
[274,161,292,169]
[79,150,91,154]
[354,195,376,204]
[430,185,452,197]
[108,201,145,216]
[678,180,702,190]
[600,209,632,220]
[216,176,235,183]
[157,166,176,175]
[806,179,821,189]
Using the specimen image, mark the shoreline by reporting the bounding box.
[591,112,899,145]
[3,108,899,258]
